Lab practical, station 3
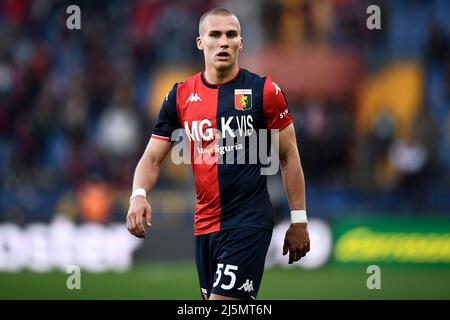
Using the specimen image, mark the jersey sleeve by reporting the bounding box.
[262,76,293,130]
[151,83,180,141]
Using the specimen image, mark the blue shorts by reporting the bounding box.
[195,227,273,300]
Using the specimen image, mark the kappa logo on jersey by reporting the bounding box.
[234,89,252,111]
[237,279,254,292]
[272,82,281,95]
[186,93,202,103]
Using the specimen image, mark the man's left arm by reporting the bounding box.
[278,123,310,264]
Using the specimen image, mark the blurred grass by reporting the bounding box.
[0,263,449,299]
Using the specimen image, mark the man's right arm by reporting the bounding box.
[126,138,173,238]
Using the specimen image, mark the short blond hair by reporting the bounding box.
[198,8,240,36]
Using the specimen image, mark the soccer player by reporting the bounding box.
[126,7,310,300]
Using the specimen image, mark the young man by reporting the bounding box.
[126,8,310,300]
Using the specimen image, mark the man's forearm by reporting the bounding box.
[132,155,161,193]
[280,150,306,211]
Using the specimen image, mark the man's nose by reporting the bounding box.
[219,35,229,47]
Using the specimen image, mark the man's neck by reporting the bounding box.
[203,64,239,85]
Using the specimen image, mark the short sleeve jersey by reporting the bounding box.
[152,68,293,235]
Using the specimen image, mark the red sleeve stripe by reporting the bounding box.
[151,134,170,141]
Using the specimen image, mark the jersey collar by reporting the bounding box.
[201,68,241,89]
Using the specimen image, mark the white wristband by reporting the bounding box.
[130,188,146,201]
[291,210,307,224]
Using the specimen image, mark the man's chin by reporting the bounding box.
[214,61,233,71]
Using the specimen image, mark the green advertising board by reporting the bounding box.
[333,216,450,265]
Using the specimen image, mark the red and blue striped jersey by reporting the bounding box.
[151,68,293,235]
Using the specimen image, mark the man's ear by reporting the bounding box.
[239,36,244,51]
[196,36,204,50]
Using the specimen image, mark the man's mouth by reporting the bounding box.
[216,52,230,60]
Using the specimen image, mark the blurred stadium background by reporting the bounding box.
[1,0,450,299]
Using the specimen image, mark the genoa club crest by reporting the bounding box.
[234,89,252,111]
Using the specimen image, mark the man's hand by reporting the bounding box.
[126,196,152,238]
[282,223,310,264]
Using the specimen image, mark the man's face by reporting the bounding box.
[197,14,243,72]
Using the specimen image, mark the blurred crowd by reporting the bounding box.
[0,0,449,224]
